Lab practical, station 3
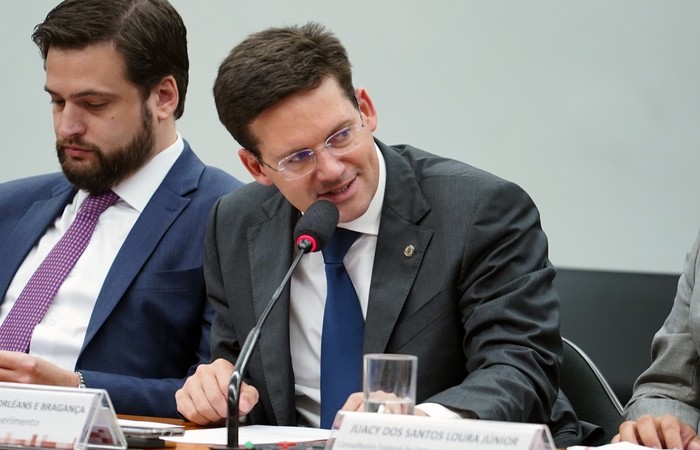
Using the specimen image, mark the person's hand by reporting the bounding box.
[341,392,364,412]
[176,358,259,426]
[341,391,427,416]
[0,350,78,386]
[612,414,700,450]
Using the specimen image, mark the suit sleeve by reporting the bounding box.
[624,230,700,430]
[426,179,562,425]
[78,301,213,418]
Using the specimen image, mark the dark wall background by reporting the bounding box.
[555,268,680,404]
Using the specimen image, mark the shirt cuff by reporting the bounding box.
[415,402,463,419]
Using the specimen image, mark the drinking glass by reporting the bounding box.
[363,353,417,414]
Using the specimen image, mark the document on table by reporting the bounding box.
[570,443,658,450]
[163,425,331,446]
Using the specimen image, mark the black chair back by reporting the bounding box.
[560,337,624,444]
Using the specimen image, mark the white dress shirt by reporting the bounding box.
[290,145,385,426]
[289,144,461,426]
[0,135,184,370]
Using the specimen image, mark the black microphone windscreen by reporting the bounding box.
[294,200,339,252]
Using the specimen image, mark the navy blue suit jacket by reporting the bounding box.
[0,142,242,417]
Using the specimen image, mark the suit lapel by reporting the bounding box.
[364,142,433,353]
[0,181,74,298]
[83,145,203,346]
[248,195,298,424]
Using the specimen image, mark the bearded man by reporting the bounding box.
[0,0,241,418]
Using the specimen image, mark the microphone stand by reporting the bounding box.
[224,247,309,449]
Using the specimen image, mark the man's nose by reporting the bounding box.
[56,104,86,138]
[313,148,345,180]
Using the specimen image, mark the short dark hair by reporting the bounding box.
[32,0,189,119]
[213,22,356,156]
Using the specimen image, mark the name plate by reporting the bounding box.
[0,382,126,450]
[327,412,555,450]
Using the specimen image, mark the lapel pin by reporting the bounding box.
[403,245,415,257]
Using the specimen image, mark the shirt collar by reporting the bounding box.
[338,142,385,236]
[108,133,184,212]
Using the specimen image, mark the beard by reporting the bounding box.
[56,103,155,195]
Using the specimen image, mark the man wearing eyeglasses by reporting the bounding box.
[175,22,599,447]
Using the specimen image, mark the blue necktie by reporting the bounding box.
[320,228,364,428]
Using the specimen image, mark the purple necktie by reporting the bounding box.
[0,191,119,352]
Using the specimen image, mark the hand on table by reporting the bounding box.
[176,358,259,426]
[613,414,700,450]
[341,391,427,415]
[0,350,78,386]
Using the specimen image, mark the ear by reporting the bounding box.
[355,87,378,132]
[238,148,274,186]
[152,75,179,121]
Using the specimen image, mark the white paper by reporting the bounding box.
[569,443,656,450]
[163,425,330,446]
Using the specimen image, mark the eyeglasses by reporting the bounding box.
[257,115,365,180]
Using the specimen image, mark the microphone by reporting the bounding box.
[221,200,339,449]
[294,199,339,253]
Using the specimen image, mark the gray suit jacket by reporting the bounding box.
[206,140,593,446]
[625,229,700,430]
